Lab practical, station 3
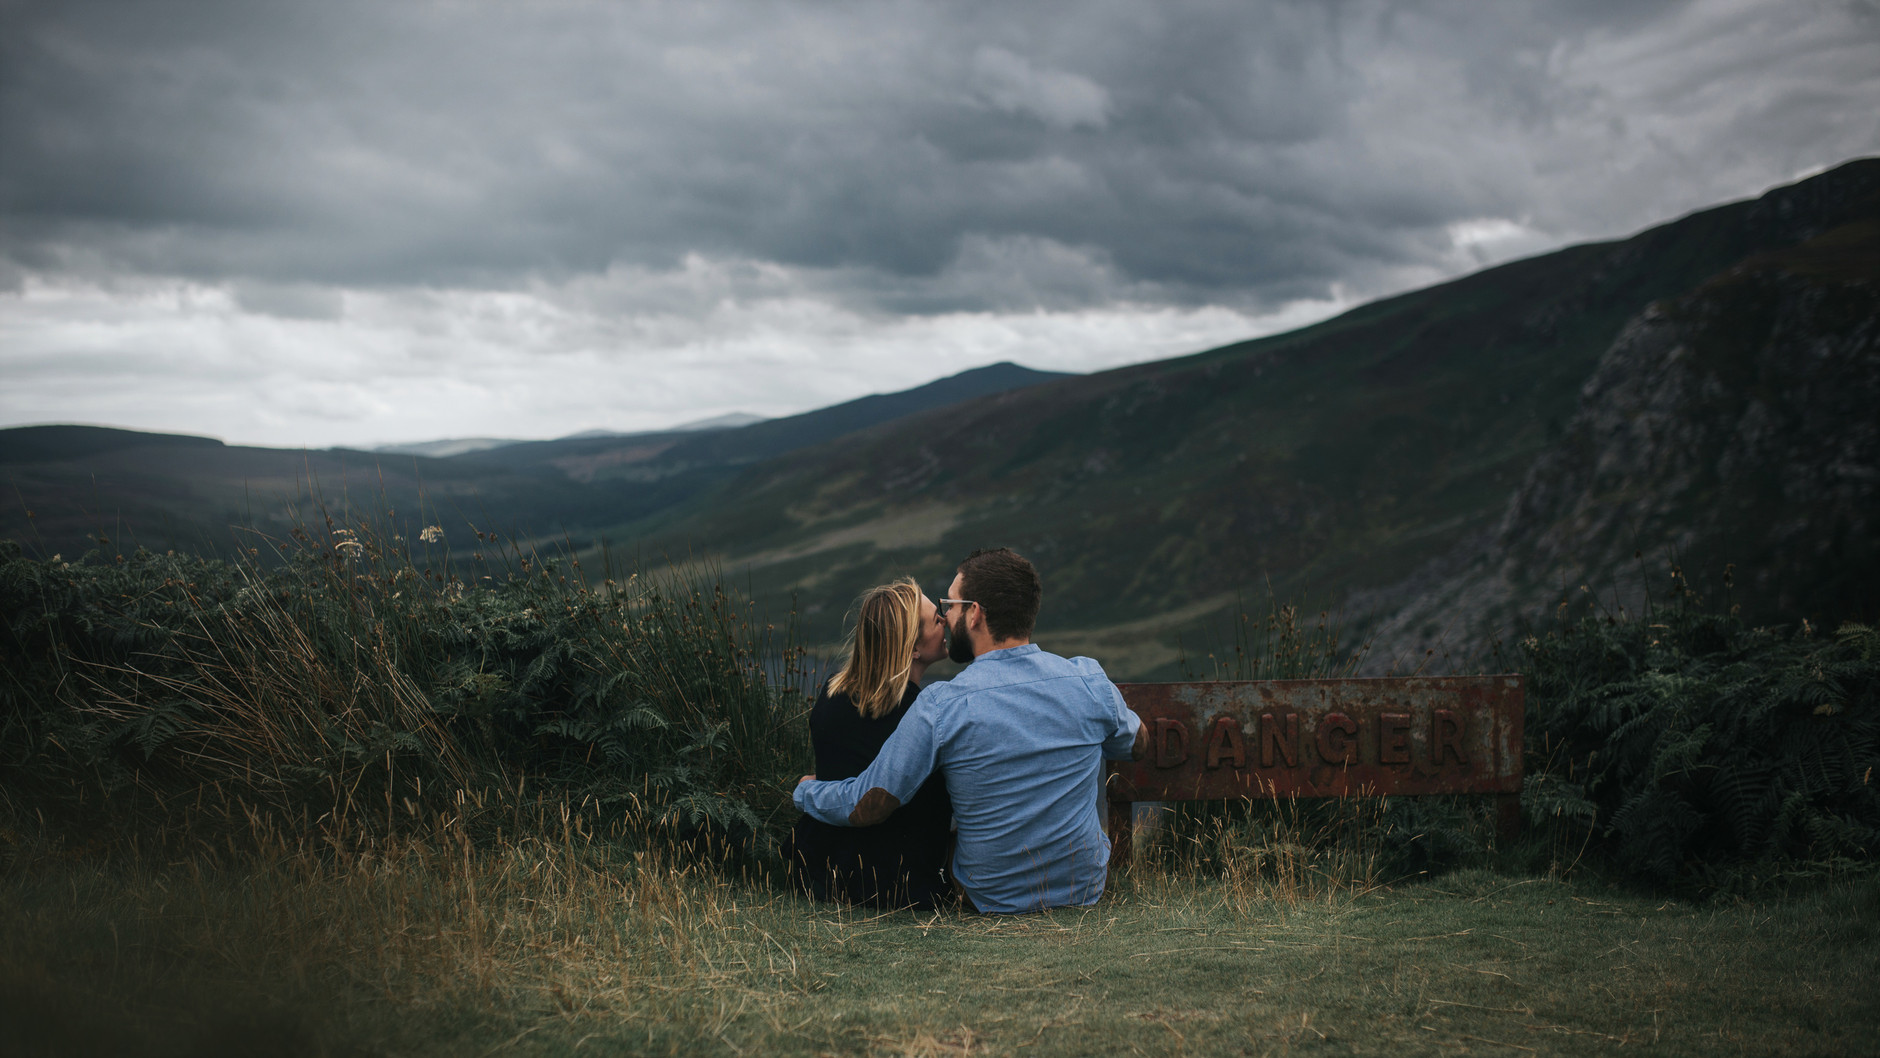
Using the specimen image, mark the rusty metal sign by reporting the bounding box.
[1105,676,1525,864]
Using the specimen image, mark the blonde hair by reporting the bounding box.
[827,577,922,720]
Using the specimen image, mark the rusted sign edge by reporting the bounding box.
[1106,675,1524,803]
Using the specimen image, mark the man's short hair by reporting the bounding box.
[957,547,1042,642]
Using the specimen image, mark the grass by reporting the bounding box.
[5,817,1876,1057]
[4,511,1875,1053]
[8,532,1875,1054]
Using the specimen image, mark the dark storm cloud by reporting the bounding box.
[2,0,1876,315]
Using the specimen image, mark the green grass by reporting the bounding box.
[5,827,1875,1057]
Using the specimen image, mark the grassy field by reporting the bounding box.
[5,824,1875,1058]
[4,539,1874,1055]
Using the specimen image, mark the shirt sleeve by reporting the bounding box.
[1090,673,1142,760]
[793,699,942,826]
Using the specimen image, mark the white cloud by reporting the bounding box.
[1,0,1875,447]
[0,265,1334,448]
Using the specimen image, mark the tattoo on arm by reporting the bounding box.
[848,787,902,827]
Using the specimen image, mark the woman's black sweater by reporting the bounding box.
[785,680,952,909]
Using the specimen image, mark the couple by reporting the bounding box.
[788,547,1144,914]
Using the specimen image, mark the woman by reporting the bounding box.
[785,577,953,909]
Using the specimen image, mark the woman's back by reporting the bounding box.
[787,680,952,908]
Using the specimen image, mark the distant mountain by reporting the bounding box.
[601,159,1880,675]
[646,362,1073,475]
[666,412,769,432]
[559,412,770,440]
[449,362,1070,485]
[0,422,667,559]
[373,437,522,458]
[0,364,1072,557]
[0,425,224,464]
[416,365,1064,490]
[372,412,770,458]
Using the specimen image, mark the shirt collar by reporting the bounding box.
[976,643,1041,662]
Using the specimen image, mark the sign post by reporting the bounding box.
[1106,676,1524,870]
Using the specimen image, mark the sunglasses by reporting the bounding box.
[937,598,977,616]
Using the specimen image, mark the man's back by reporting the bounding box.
[795,643,1141,913]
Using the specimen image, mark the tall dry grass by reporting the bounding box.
[1147,588,1464,905]
[1,796,828,1056]
[1177,587,1370,683]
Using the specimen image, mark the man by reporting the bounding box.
[793,547,1145,913]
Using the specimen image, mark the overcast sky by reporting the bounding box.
[3,0,1876,448]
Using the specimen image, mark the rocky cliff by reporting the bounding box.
[1361,191,1880,671]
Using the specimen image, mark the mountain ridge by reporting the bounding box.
[0,362,1073,558]
[604,158,1880,673]
[4,162,1874,679]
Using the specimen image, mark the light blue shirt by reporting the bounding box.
[793,644,1142,914]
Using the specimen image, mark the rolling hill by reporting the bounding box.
[0,364,1070,560]
[0,423,641,559]
[453,361,1068,483]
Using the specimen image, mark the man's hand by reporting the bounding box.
[1132,723,1149,761]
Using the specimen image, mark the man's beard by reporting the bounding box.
[947,610,975,664]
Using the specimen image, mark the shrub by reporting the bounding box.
[0,521,811,860]
[1505,571,1880,889]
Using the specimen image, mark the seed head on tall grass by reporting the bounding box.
[1176,586,1369,683]
[1134,587,1439,903]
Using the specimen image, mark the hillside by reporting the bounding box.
[1360,206,1880,666]
[0,364,1070,560]
[0,424,651,558]
[608,159,1880,675]
[454,361,1068,483]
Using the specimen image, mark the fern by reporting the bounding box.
[1504,583,1880,890]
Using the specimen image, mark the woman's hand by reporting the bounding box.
[798,774,815,784]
